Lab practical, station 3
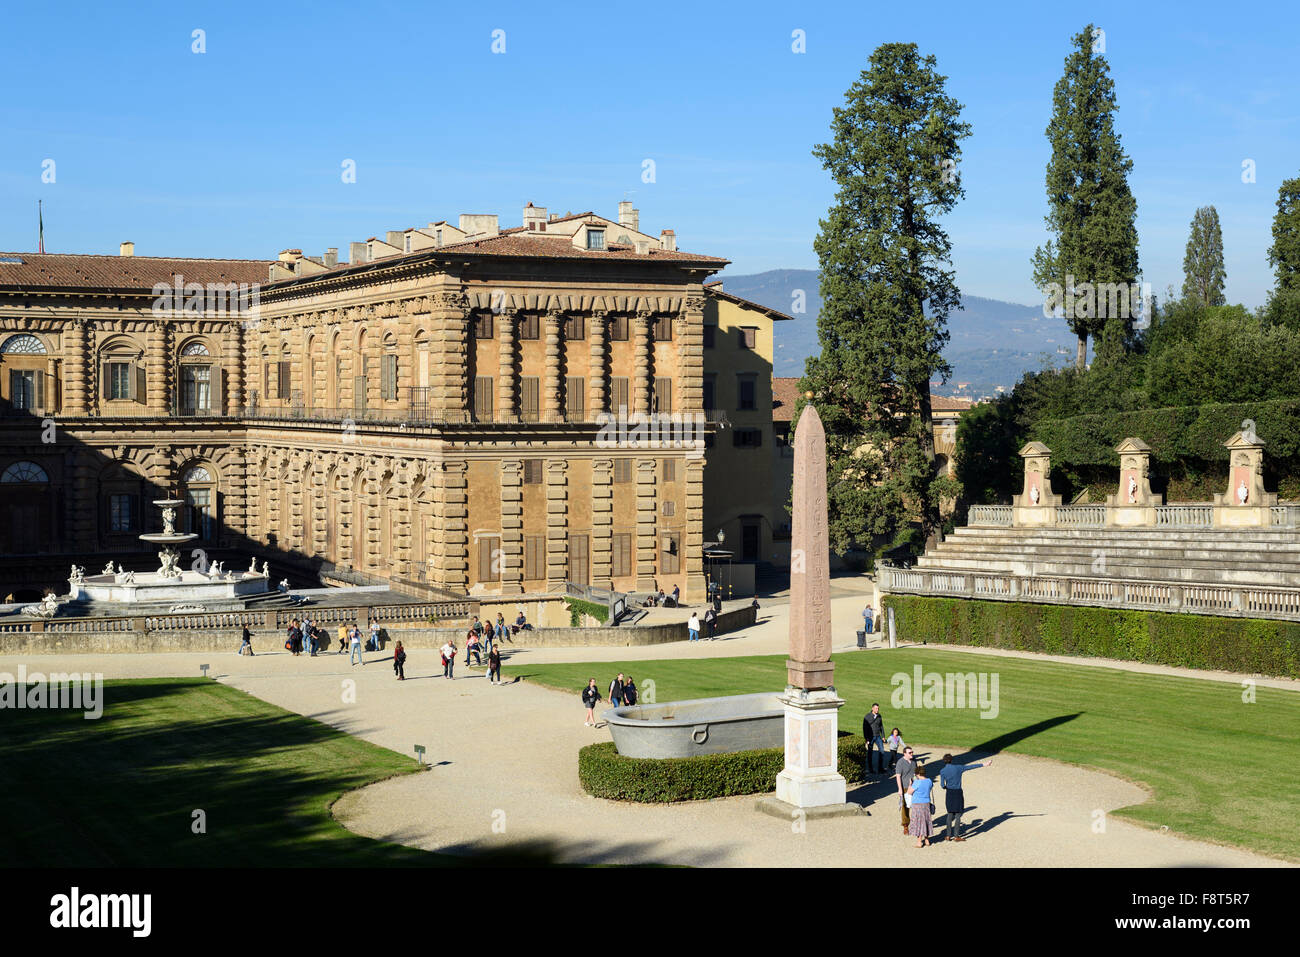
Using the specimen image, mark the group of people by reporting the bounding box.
[686,608,720,640]
[581,671,640,726]
[864,702,993,847]
[643,583,680,607]
[437,636,504,683]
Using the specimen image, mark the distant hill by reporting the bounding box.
[717,269,1077,399]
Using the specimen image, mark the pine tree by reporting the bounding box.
[1182,206,1226,307]
[799,42,970,552]
[1269,176,1300,294]
[1032,24,1139,370]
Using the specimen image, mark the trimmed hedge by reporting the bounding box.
[883,594,1300,679]
[579,735,866,803]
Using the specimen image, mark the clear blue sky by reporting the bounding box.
[2,0,1296,309]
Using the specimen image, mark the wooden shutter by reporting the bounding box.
[524,535,544,580]
[613,458,632,484]
[653,377,672,413]
[566,376,584,420]
[568,534,589,586]
[611,377,629,414]
[612,532,632,578]
[478,536,501,583]
[221,367,229,414]
[278,361,291,398]
[474,376,493,421]
[101,363,111,400]
[524,459,543,485]
[662,532,680,575]
[662,457,678,483]
[381,355,397,400]
[521,377,539,420]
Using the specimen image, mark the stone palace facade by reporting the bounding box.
[0,203,726,603]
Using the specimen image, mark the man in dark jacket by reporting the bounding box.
[863,703,886,775]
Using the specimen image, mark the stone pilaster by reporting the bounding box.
[288,323,305,407]
[543,309,564,422]
[635,457,658,591]
[592,458,614,590]
[440,459,469,590]
[685,456,706,602]
[71,449,97,550]
[222,447,248,545]
[393,474,412,580]
[497,308,518,423]
[223,321,242,414]
[431,291,470,422]
[680,293,706,414]
[588,310,609,421]
[288,456,305,552]
[146,319,171,413]
[64,319,89,415]
[546,458,569,584]
[339,320,355,411]
[633,312,652,415]
[364,472,382,572]
[500,459,524,594]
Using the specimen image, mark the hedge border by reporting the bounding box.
[578,736,866,803]
[882,594,1300,679]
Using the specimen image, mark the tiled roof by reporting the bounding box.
[432,231,726,264]
[499,211,597,235]
[0,252,272,292]
[706,286,795,321]
[932,396,974,413]
[772,377,802,422]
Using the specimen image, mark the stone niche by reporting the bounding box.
[1012,441,1062,525]
[1213,430,1275,526]
[1106,437,1163,525]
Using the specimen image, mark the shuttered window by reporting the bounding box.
[520,377,540,421]
[739,326,758,350]
[609,315,628,341]
[474,377,493,421]
[568,534,589,586]
[662,457,678,483]
[523,459,544,485]
[661,532,680,575]
[564,316,585,340]
[565,376,585,420]
[478,535,501,582]
[381,354,398,400]
[611,533,633,579]
[611,377,630,414]
[524,535,545,580]
[613,459,633,484]
[653,315,672,341]
[278,361,291,398]
[519,314,539,340]
[653,377,672,414]
[474,312,494,339]
[738,374,756,410]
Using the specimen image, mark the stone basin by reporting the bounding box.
[604,692,785,758]
[74,571,269,605]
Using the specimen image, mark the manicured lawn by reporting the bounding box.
[0,678,444,867]
[510,649,1300,862]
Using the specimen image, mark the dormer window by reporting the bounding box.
[586,229,605,251]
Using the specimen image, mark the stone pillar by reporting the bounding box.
[684,456,706,603]
[1214,428,1275,526]
[1011,442,1062,526]
[543,309,564,422]
[546,459,569,585]
[591,458,614,590]
[635,457,658,592]
[441,459,469,591]
[64,319,89,415]
[310,466,327,556]
[1106,437,1162,525]
[679,293,706,414]
[632,312,652,416]
[223,321,242,414]
[500,459,524,594]
[146,319,171,413]
[289,456,305,554]
[431,291,470,423]
[588,310,609,421]
[393,472,412,579]
[496,308,518,423]
[70,449,97,550]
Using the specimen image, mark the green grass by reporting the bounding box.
[1,678,546,867]
[510,649,1300,862]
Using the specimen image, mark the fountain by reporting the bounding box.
[70,499,272,606]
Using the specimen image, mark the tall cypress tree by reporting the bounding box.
[1269,176,1300,294]
[1032,24,1139,370]
[799,43,970,552]
[1182,206,1227,307]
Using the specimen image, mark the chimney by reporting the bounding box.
[324,247,339,268]
[522,202,548,231]
[635,240,650,255]
[119,241,134,257]
[659,229,676,252]
[618,201,639,232]
[349,241,368,264]
[458,214,499,239]
[278,248,303,264]
[386,230,404,249]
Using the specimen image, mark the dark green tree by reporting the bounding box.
[798,42,970,553]
[1182,206,1226,307]
[1032,24,1140,370]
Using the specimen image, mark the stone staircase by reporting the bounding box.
[918,525,1300,589]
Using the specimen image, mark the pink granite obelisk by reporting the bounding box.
[787,403,834,690]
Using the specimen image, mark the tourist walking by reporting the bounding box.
[608,673,626,707]
[863,604,874,635]
[337,622,348,654]
[582,678,602,727]
[393,641,406,680]
[886,728,905,774]
[893,746,917,834]
[288,620,303,656]
[688,612,701,642]
[670,584,680,607]
[349,625,363,666]
[938,754,992,842]
[623,676,638,705]
[238,625,253,656]
[368,622,381,652]
[304,620,317,656]
[863,703,886,775]
[704,606,717,640]
[440,640,457,679]
[907,766,936,847]
[487,646,502,684]
[465,629,483,666]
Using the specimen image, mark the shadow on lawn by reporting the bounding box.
[0,679,573,868]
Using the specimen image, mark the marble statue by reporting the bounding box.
[1237,479,1249,505]
[1127,475,1138,503]
[69,565,85,586]
[103,562,116,576]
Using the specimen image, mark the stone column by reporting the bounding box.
[431,291,470,423]
[393,472,413,579]
[679,293,706,414]
[635,457,658,592]
[223,321,242,414]
[222,447,248,545]
[500,460,524,594]
[684,456,706,603]
[543,309,564,422]
[632,311,652,415]
[588,310,609,421]
[146,319,171,413]
[64,319,89,415]
[497,308,518,423]
[591,458,614,590]
[546,459,569,584]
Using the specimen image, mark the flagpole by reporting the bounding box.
[38,199,44,254]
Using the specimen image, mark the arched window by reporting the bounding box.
[1,334,47,354]
[180,342,211,357]
[178,342,215,415]
[180,464,217,541]
[2,461,49,483]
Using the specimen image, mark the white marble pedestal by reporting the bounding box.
[774,687,847,808]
